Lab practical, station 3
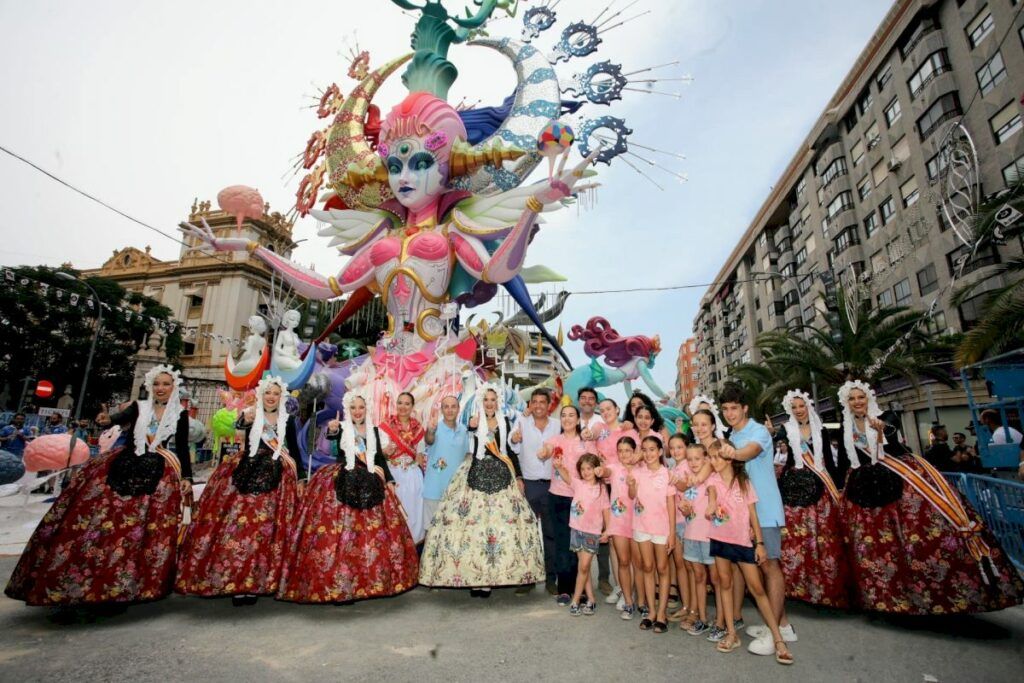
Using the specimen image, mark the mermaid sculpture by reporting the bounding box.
[563,316,669,405]
[182,5,598,422]
[272,310,303,372]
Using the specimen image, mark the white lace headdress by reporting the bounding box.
[688,394,725,438]
[474,382,507,460]
[341,389,377,470]
[249,375,290,460]
[781,389,824,471]
[134,364,182,457]
[837,379,883,467]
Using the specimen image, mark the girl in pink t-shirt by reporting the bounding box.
[627,435,675,634]
[592,398,638,466]
[540,405,596,603]
[706,440,793,664]
[554,452,609,616]
[667,433,694,627]
[595,435,641,619]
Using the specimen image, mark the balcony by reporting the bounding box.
[900,20,941,61]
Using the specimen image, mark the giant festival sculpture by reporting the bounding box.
[181,0,687,468]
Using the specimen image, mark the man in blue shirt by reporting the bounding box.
[0,413,30,457]
[718,384,796,652]
[41,413,68,436]
[422,396,470,532]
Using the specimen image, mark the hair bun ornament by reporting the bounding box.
[448,139,527,177]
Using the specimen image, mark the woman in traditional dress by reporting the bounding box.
[776,389,850,608]
[277,390,417,603]
[176,375,301,605]
[379,391,427,544]
[838,379,1023,614]
[419,383,543,597]
[6,365,191,614]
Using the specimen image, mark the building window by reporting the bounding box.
[877,289,895,307]
[873,160,890,191]
[821,156,848,186]
[947,244,999,276]
[857,175,872,200]
[796,176,807,198]
[917,92,962,140]
[187,294,204,318]
[803,306,816,324]
[929,310,948,335]
[884,97,902,126]
[876,63,893,90]
[966,8,994,49]
[926,149,950,180]
[900,176,920,207]
[865,121,881,149]
[887,239,906,265]
[880,196,896,224]
[826,191,854,221]
[799,275,812,295]
[851,139,865,167]
[1001,153,1024,186]
[856,88,873,116]
[871,249,887,273]
[781,290,799,310]
[864,211,879,238]
[780,262,797,278]
[917,264,939,295]
[894,278,912,305]
[795,247,807,266]
[816,185,825,207]
[908,50,952,99]
[958,293,989,328]
[976,51,1007,96]
[834,226,860,254]
[990,102,1022,145]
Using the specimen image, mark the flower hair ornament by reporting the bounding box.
[134,364,183,457]
[781,389,824,471]
[688,394,725,439]
[838,379,884,467]
[249,375,290,461]
[341,389,378,471]
[473,381,507,461]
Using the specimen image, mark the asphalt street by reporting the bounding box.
[0,556,1021,682]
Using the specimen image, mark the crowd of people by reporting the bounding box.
[4,366,1023,665]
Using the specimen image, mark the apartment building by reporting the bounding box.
[692,0,1024,447]
[675,337,699,408]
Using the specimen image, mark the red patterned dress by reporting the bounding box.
[5,402,189,606]
[840,423,1023,614]
[277,425,418,603]
[779,427,850,608]
[379,415,426,543]
[175,418,301,598]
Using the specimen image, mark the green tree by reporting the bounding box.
[728,287,954,417]
[951,177,1024,366]
[0,265,181,415]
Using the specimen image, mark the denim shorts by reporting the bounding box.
[570,528,601,554]
[761,526,782,560]
[683,539,714,565]
[675,521,687,542]
[709,538,756,565]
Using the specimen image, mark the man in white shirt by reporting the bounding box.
[577,387,603,436]
[980,409,1023,445]
[510,388,561,594]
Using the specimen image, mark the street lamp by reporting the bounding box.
[55,272,102,422]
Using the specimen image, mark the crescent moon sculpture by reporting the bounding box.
[456,38,562,196]
[326,53,413,210]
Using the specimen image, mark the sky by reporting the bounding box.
[0,0,894,394]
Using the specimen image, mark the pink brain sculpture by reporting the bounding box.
[217,185,264,234]
[23,434,91,472]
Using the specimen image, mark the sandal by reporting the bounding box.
[653,621,668,634]
[716,635,741,653]
[667,607,688,622]
[639,618,653,631]
[775,640,794,665]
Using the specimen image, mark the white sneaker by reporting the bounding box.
[747,633,775,656]
[779,623,798,642]
[746,624,768,639]
[604,587,622,605]
[616,593,626,611]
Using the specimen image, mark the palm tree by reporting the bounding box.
[952,176,1024,366]
[727,287,955,415]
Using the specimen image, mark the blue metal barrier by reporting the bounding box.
[944,472,1024,573]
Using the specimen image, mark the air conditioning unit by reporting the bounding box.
[866,136,881,150]
[887,156,902,171]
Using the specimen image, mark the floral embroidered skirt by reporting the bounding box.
[5,448,181,606]
[175,455,297,597]
[841,459,1023,615]
[276,464,417,603]
[781,494,851,608]
[419,460,544,588]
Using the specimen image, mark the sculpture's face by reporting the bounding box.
[385,136,445,212]
[283,310,300,329]
[248,315,265,334]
